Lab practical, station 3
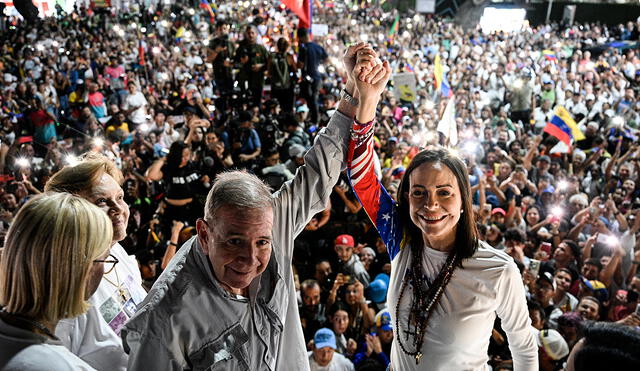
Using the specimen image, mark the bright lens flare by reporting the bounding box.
[557,180,568,191]
[424,100,435,111]
[605,235,619,246]
[513,79,524,89]
[15,157,30,168]
[65,154,79,166]
[551,206,563,217]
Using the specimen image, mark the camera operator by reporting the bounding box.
[234,25,269,107]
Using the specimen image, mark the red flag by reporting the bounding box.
[138,41,146,66]
[282,0,311,29]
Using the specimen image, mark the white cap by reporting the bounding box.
[536,329,569,360]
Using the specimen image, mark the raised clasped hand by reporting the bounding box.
[352,48,391,102]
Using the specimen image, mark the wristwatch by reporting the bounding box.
[340,88,359,107]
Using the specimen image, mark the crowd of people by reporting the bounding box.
[1,1,640,370]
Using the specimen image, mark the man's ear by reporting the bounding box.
[196,219,210,254]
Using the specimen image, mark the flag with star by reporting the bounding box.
[348,120,405,260]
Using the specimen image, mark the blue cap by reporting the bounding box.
[374,273,390,287]
[367,279,388,303]
[314,328,336,349]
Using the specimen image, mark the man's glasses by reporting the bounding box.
[94,254,119,274]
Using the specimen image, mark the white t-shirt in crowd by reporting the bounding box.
[308,351,355,371]
[124,91,148,125]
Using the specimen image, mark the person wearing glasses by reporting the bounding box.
[0,192,113,370]
[120,43,380,370]
[46,153,148,370]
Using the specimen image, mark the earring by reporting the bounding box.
[460,209,464,214]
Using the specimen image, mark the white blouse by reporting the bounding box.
[388,241,538,371]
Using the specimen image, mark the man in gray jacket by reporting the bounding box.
[121,43,381,370]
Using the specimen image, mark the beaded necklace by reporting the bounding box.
[395,243,459,365]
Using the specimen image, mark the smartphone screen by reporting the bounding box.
[529,259,541,277]
[540,243,552,255]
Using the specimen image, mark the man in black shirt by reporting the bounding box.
[208,20,235,100]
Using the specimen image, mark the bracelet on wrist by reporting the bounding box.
[341,88,359,107]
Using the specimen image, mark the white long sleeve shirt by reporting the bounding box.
[387,241,538,371]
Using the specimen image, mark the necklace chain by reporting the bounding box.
[103,268,128,304]
[394,248,458,365]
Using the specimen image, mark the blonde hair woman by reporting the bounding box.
[45,152,147,370]
[0,192,112,370]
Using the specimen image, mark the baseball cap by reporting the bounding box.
[586,93,595,101]
[542,185,555,194]
[581,277,609,302]
[367,279,387,303]
[536,329,569,360]
[374,273,390,287]
[334,234,354,247]
[537,271,556,290]
[296,104,309,113]
[375,310,393,331]
[391,166,405,179]
[491,208,506,216]
[538,155,551,163]
[314,328,337,350]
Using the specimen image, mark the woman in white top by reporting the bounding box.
[0,193,113,370]
[346,50,538,370]
[47,153,148,370]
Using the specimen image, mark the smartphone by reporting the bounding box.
[540,242,552,256]
[529,259,541,277]
[169,115,185,124]
[636,303,640,315]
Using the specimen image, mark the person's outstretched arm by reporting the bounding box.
[346,54,403,260]
[271,43,370,257]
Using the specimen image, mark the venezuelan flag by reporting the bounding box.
[544,106,585,146]
[200,0,216,21]
[542,49,557,62]
[404,62,414,73]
